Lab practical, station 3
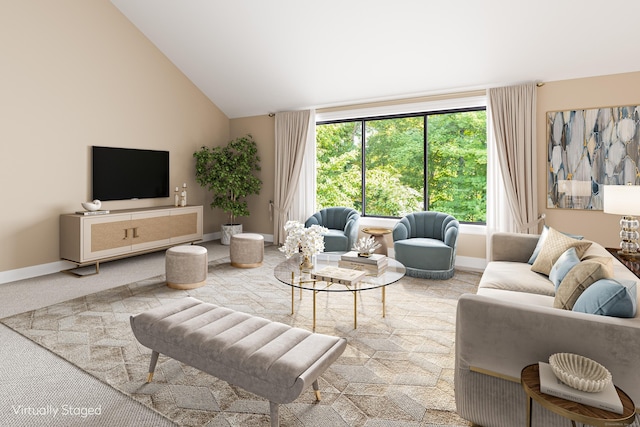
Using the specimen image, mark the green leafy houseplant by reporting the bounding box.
[194,134,262,225]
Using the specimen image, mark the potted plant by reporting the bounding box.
[194,134,262,245]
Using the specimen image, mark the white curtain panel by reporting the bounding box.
[273,110,315,245]
[288,110,316,224]
[488,83,538,237]
[485,104,517,258]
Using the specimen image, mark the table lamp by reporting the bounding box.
[603,184,640,255]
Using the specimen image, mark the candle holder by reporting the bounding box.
[180,183,187,206]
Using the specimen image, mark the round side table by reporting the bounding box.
[521,364,636,427]
[361,227,392,256]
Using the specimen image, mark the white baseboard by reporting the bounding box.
[203,232,274,243]
[0,232,276,285]
[455,255,487,272]
[0,260,77,285]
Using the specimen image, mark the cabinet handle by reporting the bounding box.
[132,227,139,238]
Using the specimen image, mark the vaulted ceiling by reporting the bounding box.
[111,1,640,119]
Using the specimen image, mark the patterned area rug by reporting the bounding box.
[1,247,480,426]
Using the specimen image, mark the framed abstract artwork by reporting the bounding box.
[547,105,640,210]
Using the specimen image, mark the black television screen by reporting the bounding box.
[92,146,170,201]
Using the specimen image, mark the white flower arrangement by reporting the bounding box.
[279,220,328,260]
[352,236,381,256]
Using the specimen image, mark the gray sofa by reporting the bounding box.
[455,232,640,427]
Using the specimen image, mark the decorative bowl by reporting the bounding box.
[81,199,102,212]
[548,353,612,393]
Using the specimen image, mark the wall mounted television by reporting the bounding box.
[92,146,170,201]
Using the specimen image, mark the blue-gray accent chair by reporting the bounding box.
[392,211,459,279]
[305,207,360,252]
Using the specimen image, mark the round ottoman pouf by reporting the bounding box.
[165,245,208,290]
[230,233,264,268]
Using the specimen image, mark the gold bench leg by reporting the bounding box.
[147,350,160,383]
[312,380,321,401]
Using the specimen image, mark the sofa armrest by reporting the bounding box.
[455,293,640,406]
[491,232,540,262]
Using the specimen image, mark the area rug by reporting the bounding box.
[1,247,480,426]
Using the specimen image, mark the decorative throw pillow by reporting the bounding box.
[549,247,581,290]
[573,278,638,318]
[531,227,592,276]
[554,258,614,310]
[528,226,584,265]
[528,226,549,264]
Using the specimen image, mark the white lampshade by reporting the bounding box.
[603,185,640,216]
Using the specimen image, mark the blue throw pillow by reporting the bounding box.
[528,226,549,264]
[549,247,581,290]
[528,226,584,265]
[572,278,638,318]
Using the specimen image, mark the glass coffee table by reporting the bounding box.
[274,252,406,331]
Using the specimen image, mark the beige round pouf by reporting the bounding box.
[165,245,208,290]
[230,233,264,268]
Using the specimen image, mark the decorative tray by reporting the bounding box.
[548,353,612,393]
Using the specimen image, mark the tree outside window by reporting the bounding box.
[316,108,486,223]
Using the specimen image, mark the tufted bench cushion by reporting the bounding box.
[130,297,346,427]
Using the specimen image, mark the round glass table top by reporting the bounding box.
[274,252,406,292]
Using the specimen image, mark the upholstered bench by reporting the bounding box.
[130,297,347,427]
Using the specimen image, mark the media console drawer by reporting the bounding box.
[60,205,203,267]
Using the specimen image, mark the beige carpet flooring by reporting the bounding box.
[1,246,480,426]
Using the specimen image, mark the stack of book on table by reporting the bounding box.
[75,210,110,215]
[538,362,623,414]
[338,251,388,275]
[311,266,366,286]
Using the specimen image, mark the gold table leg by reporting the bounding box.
[291,272,295,315]
[353,291,357,329]
[382,287,386,318]
[312,289,317,332]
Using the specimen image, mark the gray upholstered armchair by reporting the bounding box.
[392,211,459,279]
[305,207,360,252]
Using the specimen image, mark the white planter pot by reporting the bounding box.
[221,224,242,245]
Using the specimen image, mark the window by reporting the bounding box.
[316,107,487,223]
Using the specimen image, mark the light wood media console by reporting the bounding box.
[60,205,203,275]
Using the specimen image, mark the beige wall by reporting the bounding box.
[536,71,640,248]
[0,0,229,272]
[229,115,276,235]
